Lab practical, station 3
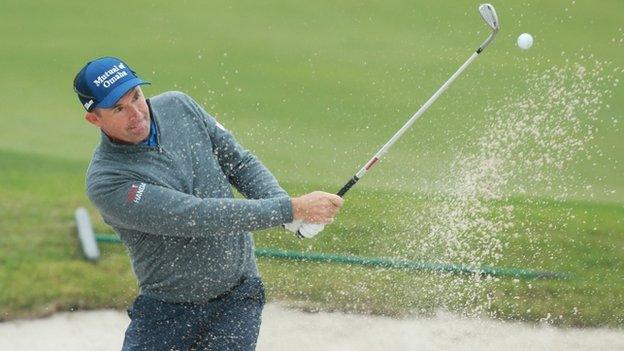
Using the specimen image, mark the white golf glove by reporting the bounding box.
[297,222,325,239]
[282,220,302,233]
[283,220,325,239]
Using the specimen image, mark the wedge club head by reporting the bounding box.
[479,3,500,33]
[477,3,500,52]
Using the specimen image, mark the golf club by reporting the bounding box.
[298,3,500,237]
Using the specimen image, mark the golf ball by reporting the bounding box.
[517,33,534,50]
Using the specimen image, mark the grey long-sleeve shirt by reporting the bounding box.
[86,91,293,303]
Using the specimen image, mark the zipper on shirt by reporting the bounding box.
[147,98,163,154]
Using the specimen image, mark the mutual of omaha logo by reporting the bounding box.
[93,63,128,88]
[127,182,146,203]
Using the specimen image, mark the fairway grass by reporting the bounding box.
[1,149,622,328]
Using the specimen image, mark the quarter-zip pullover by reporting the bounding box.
[86,91,293,303]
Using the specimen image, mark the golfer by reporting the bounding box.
[73,56,343,350]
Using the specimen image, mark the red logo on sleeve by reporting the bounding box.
[127,183,146,203]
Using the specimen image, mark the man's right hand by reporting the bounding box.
[290,191,344,224]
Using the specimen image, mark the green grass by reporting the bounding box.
[0,0,623,328]
[1,150,623,327]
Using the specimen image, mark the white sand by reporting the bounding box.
[0,303,622,351]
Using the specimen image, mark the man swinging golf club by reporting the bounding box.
[73,56,343,350]
[73,2,499,349]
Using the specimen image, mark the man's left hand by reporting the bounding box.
[283,220,325,239]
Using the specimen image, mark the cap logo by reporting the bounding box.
[92,62,128,88]
[84,100,94,110]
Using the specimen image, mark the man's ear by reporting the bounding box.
[85,111,101,127]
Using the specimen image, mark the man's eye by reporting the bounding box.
[115,107,123,113]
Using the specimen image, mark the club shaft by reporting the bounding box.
[336,50,481,197]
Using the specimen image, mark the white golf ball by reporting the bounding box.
[517,33,534,50]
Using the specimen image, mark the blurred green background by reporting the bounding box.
[1,0,622,327]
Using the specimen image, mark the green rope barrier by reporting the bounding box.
[94,233,570,280]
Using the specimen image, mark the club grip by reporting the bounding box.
[336,176,359,197]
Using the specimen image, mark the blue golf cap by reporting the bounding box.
[73,57,150,112]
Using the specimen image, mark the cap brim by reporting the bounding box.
[96,78,151,109]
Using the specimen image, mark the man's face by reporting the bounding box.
[85,87,150,144]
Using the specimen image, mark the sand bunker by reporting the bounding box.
[0,303,622,350]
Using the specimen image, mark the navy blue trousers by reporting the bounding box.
[122,277,265,351]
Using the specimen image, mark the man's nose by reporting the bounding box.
[127,104,142,119]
